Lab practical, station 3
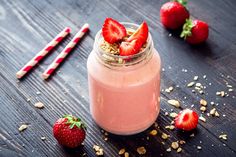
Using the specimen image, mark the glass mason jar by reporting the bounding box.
[87,22,161,135]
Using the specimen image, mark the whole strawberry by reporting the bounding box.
[160,0,190,29]
[53,115,86,148]
[181,19,209,44]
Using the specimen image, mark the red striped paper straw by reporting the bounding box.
[16,27,71,79]
[42,23,89,79]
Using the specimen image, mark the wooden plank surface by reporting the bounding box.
[0,0,236,156]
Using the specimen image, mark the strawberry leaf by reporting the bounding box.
[75,122,82,128]
[63,114,86,130]
[174,0,188,7]
[180,19,194,39]
[70,123,76,129]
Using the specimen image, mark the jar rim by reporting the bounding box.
[94,22,153,59]
[93,22,154,68]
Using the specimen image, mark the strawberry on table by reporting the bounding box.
[102,18,127,44]
[53,115,86,148]
[160,0,190,29]
[174,109,199,131]
[181,19,209,44]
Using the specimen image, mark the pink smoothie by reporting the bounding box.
[87,49,161,135]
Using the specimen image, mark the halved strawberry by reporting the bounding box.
[119,39,143,56]
[174,109,199,131]
[102,18,127,44]
[127,21,149,44]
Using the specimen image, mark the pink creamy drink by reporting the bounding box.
[87,22,161,135]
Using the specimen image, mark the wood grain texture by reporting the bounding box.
[0,0,236,156]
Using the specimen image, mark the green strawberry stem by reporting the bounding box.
[173,0,188,7]
[63,115,86,130]
[180,19,194,39]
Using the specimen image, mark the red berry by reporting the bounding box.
[160,1,190,29]
[102,18,127,44]
[119,39,143,56]
[174,109,199,131]
[181,19,209,44]
[53,115,86,148]
[127,21,149,44]
[119,21,149,56]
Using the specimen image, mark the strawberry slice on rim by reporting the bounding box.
[119,39,143,56]
[174,108,199,131]
[102,18,127,44]
[127,21,149,44]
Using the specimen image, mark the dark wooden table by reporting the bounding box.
[0,0,236,156]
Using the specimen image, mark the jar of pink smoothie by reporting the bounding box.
[87,22,161,135]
